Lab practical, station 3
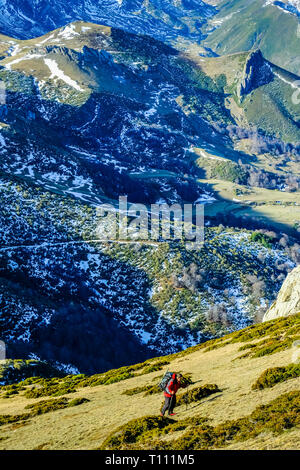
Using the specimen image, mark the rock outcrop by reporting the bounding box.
[238,49,274,99]
[263,265,300,321]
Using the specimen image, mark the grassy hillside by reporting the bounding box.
[197,51,300,143]
[203,0,300,75]
[0,313,299,450]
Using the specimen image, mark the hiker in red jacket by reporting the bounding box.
[160,373,183,416]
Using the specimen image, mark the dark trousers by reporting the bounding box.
[161,395,176,415]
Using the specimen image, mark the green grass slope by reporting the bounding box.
[203,0,300,76]
[197,50,300,143]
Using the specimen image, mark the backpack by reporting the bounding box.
[158,371,174,392]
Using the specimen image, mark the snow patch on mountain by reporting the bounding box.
[43,58,84,91]
[4,53,43,70]
[58,24,80,39]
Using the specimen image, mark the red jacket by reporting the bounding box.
[164,373,181,397]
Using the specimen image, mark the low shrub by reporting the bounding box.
[201,314,300,358]
[0,413,31,426]
[103,372,134,385]
[25,383,77,399]
[100,416,175,450]
[143,385,161,396]
[176,384,221,406]
[68,398,90,407]
[24,398,69,415]
[250,232,273,249]
[139,360,171,375]
[122,385,155,396]
[252,364,300,390]
[0,396,90,427]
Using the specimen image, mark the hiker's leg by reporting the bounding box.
[169,395,176,414]
[161,397,170,416]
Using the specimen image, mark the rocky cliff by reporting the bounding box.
[238,49,274,99]
[263,265,300,321]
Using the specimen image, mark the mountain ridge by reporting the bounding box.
[0,0,299,75]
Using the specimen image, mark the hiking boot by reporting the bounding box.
[169,413,176,416]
